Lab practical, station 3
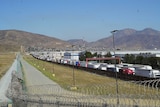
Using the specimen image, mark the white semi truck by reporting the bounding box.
[135,69,160,78]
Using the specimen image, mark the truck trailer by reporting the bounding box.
[135,69,160,78]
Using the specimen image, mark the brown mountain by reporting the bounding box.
[87,28,160,50]
[2,28,160,52]
[67,39,88,47]
[0,30,71,52]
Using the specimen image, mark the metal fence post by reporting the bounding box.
[102,103,108,107]
[56,101,60,107]
[77,102,81,107]
[39,98,43,107]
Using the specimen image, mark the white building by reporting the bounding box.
[63,51,80,61]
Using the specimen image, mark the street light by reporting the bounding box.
[111,30,119,105]
[52,52,55,77]
[72,45,76,89]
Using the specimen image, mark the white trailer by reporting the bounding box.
[132,65,152,70]
[98,63,108,71]
[79,61,87,67]
[87,62,101,69]
[135,69,160,78]
[106,64,120,72]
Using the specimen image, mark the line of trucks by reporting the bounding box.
[82,62,160,78]
[53,58,160,79]
[59,59,160,78]
[32,54,160,79]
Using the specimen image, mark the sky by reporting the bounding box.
[0,0,160,42]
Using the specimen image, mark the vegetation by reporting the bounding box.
[79,51,94,61]
[0,52,16,78]
[24,55,159,97]
[123,53,160,69]
[79,51,160,69]
[79,51,112,61]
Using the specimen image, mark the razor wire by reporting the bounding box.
[6,71,160,107]
[5,58,160,107]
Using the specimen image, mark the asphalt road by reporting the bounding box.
[21,57,64,95]
[20,57,88,106]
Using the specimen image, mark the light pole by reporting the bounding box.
[72,60,75,86]
[52,52,55,77]
[111,30,119,105]
[71,45,76,89]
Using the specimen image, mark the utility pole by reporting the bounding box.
[111,30,119,105]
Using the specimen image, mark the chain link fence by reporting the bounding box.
[6,70,160,107]
[4,56,160,107]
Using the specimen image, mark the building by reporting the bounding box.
[63,51,80,61]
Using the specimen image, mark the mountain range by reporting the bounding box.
[68,28,160,50]
[0,30,71,52]
[0,28,160,52]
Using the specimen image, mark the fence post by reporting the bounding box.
[56,101,60,107]
[39,98,43,107]
[77,102,81,107]
[55,97,60,107]
[102,103,108,107]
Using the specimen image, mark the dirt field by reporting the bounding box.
[0,52,16,79]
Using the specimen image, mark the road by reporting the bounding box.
[20,57,92,107]
[1,57,157,107]
[0,55,158,107]
[21,57,64,95]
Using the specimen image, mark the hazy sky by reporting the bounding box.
[0,0,160,42]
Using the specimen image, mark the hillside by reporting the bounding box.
[70,28,160,50]
[67,39,88,47]
[0,30,71,52]
[1,28,160,52]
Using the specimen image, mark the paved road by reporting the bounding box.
[21,57,64,95]
[21,58,58,86]
[20,57,89,107]
[21,59,112,107]
[15,57,159,107]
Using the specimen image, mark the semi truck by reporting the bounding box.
[135,69,160,78]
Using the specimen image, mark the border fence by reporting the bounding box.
[6,71,160,107]
[3,56,160,107]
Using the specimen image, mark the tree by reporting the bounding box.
[141,57,149,65]
[79,53,86,61]
[103,52,112,63]
[123,54,135,63]
[85,51,93,58]
[93,52,98,57]
[79,51,93,61]
[122,53,160,69]
[135,55,144,64]
[148,57,158,69]
[104,52,112,57]
[129,54,136,64]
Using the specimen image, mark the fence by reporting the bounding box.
[6,71,160,107]
[4,56,160,107]
[0,102,12,107]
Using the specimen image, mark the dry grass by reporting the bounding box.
[24,55,160,98]
[0,52,16,78]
